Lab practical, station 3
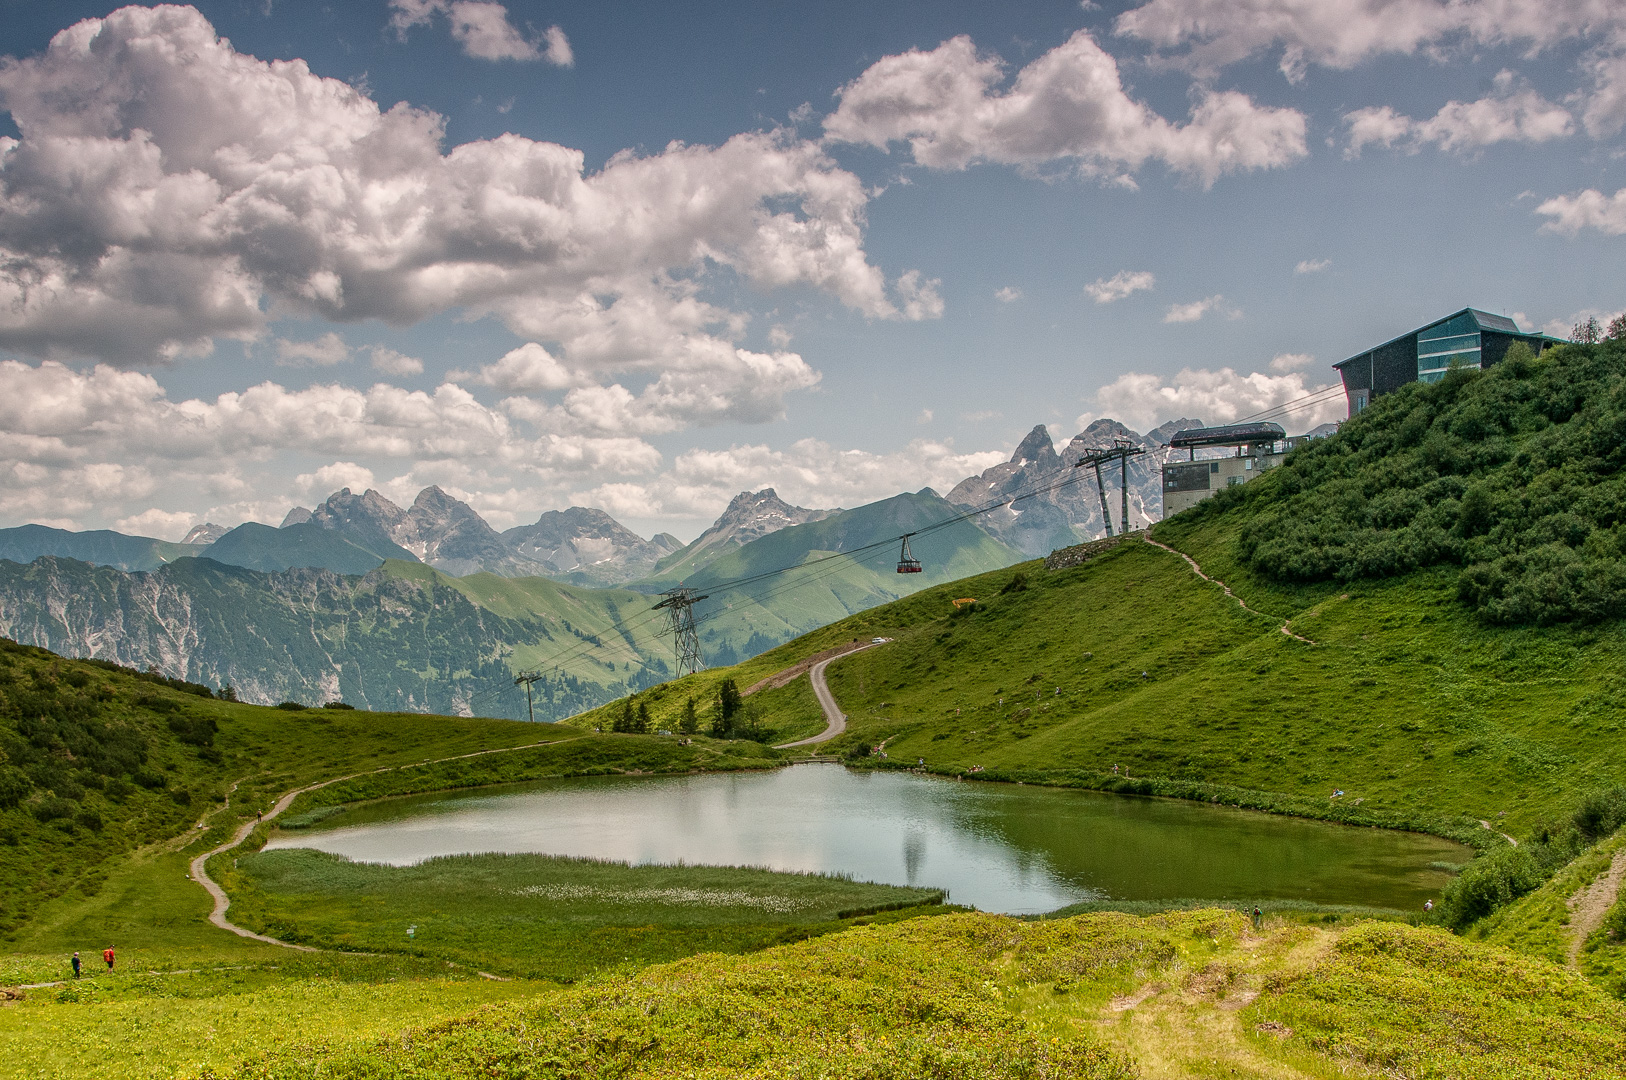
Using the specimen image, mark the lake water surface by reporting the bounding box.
[265,764,1465,914]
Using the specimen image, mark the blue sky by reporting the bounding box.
[0,0,1622,540]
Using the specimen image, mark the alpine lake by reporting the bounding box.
[264,763,1467,914]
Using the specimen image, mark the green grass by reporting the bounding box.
[277,731,782,817]
[1258,919,1626,1078]
[89,908,1611,1080]
[0,953,542,1080]
[1474,828,1626,963]
[216,848,945,981]
[716,538,1626,838]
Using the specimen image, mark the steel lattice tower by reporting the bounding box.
[1073,440,1146,536]
[653,587,709,677]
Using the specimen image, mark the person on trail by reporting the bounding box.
[1251,906,1263,928]
[103,947,114,972]
[1424,899,1434,912]
[71,952,80,979]
[257,811,263,823]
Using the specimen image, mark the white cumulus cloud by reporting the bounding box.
[1535,187,1626,235]
[275,333,351,368]
[367,346,425,376]
[1344,75,1573,157]
[389,1,562,63]
[822,31,1307,188]
[1269,352,1317,372]
[1116,0,1626,142]
[578,438,1008,522]
[994,286,1022,303]
[1080,365,1343,433]
[1086,270,1156,303]
[1294,258,1331,274]
[1163,295,1239,322]
[0,2,919,397]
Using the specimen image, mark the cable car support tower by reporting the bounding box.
[1073,439,1146,537]
[653,587,710,678]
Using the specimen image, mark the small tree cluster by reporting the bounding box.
[612,696,652,734]
[710,679,742,737]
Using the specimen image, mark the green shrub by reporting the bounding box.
[275,701,308,711]
[32,796,78,822]
[1440,846,1544,930]
[1222,339,1626,624]
[1573,786,1626,841]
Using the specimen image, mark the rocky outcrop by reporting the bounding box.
[181,522,229,545]
[948,420,1198,557]
[504,507,681,585]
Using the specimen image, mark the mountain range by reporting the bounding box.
[0,416,1272,716]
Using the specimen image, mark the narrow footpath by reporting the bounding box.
[1140,536,1316,645]
[1567,845,1626,967]
[774,640,882,749]
[189,737,569,949]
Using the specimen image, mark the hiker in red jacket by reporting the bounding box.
[103,946,115,971]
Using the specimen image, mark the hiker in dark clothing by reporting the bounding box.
[71,952,80,978]
[103,946,115,971]
[1251,906,1263,928]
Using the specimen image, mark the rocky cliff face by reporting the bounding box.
[672,489,837,568]
[948,420,1199,557]
[0,556,651,720]
[303,486,546,578]
[180,522,229,545]
[504,507,681,585]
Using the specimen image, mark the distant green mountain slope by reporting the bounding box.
[676,491,1026,664]
[0,523,201,571]
[198,521,416,574]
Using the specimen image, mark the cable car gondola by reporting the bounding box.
[896,533,922,574]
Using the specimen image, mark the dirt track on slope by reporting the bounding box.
[189,737,571,949]
[1567,845,1626,967]
[773,641,882,749]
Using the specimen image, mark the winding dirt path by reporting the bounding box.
[189,736,572,949]
[774,640,882,749]
[1140,537,1315,645]
[1567,845,1626,967]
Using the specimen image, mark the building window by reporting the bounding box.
[1418,314,1480,383]
[1353,391,1368,413]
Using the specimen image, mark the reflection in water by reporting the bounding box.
[903,832,925,885]
[265,764,1465,915]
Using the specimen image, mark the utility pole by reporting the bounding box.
[1074,440,1146,537]
[653,586,710,678]
[513,670,543,723]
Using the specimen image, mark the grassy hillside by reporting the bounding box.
[641,491,1025,664]
[73,908,1621,1080]
[0,637,564,937]
[0,524,201,571]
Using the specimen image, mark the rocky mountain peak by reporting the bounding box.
[703,489,836,547]
[504,505,679,584]
[181,522,228,546]
[279,506,313,528]
[1012,425,1059,467]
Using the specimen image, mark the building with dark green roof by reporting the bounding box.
[1334,308,1564,416]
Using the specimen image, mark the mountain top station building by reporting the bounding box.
[1334,308,1562,417]
[1161,422,1305,515]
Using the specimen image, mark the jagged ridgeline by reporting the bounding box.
[1185,338,1626,624]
